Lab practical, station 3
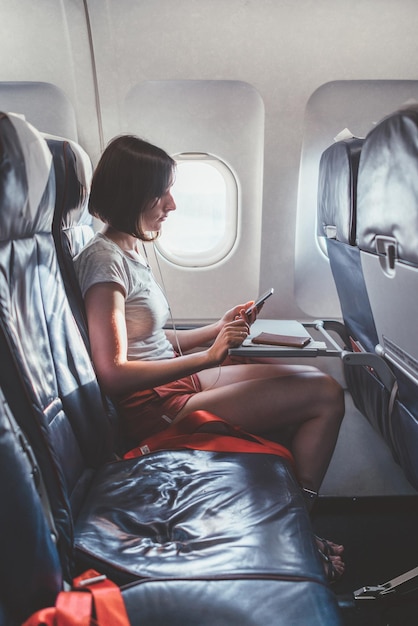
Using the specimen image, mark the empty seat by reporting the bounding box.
[357,104,418,488]
[317,135,373,347]
[317,134,395,439]
[357,104,418,386]
[0,111,342,623]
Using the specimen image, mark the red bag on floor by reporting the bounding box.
[22,569,130,626]
[124,410,295,469]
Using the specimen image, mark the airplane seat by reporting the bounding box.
[0,387,62,624]
[357,104,418,489]
[0,112,343,624]
[45,135,94,347]
[46,132,127,455]
[45,133,125,453]
[317,135,392,437]
[0,110,114,577]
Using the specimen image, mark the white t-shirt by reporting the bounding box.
[73,233,175,362]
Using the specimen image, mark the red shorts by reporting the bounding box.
[117,374,202,443]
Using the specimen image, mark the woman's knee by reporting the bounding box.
[318,373,345,420]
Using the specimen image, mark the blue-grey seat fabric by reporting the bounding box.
[46,134,122,450]
[357,105,418,489]
[317,136,378,351]
[0,111,342,625]
[47,135,94,348]
[317,137,392,438]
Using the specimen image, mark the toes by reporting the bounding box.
[328,541,344,555]
[318,550,345,583]
[329,555,345,574]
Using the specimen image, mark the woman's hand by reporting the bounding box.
[218,301,255,328]
[207,317,250,364]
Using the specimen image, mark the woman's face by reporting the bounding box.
[142,185,176,233]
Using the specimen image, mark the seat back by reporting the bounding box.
[46,134,94,348]
[357,104,418,385]
[0,386,62,624]
[317,135,393,437]
[357,104,418,487]
[317,135,379,352]
[0,112,116,571]
[47,133,122,447]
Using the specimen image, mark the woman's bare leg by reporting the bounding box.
[175,362,345,493]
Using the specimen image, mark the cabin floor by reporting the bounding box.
[314,393,418,626]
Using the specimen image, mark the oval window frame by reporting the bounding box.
[155,153,239,268]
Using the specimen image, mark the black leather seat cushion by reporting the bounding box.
[75,450,321,584]
[122,577,341,626]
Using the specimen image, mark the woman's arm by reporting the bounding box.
[84,283,249,396]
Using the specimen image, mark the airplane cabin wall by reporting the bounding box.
[1,0,418,323]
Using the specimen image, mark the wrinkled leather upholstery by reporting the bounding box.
[75,449,319,583]
[0,112,342,624]
[0,112,118,578]
[0,388,62,623]
[122,577,342,626]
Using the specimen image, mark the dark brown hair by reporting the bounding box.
[89,135,176,240]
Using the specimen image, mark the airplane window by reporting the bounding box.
[156,154,238,267]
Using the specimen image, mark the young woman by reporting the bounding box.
[74,135,345,580]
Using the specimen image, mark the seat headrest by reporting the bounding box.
[43,133,93,232]
[317,136,363,246]
[0,112,54,240]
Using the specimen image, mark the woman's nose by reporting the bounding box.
[167,191,176,211]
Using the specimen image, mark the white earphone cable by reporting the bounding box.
[145,242,221,392]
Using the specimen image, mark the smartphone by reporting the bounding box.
[245,288,274,317]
